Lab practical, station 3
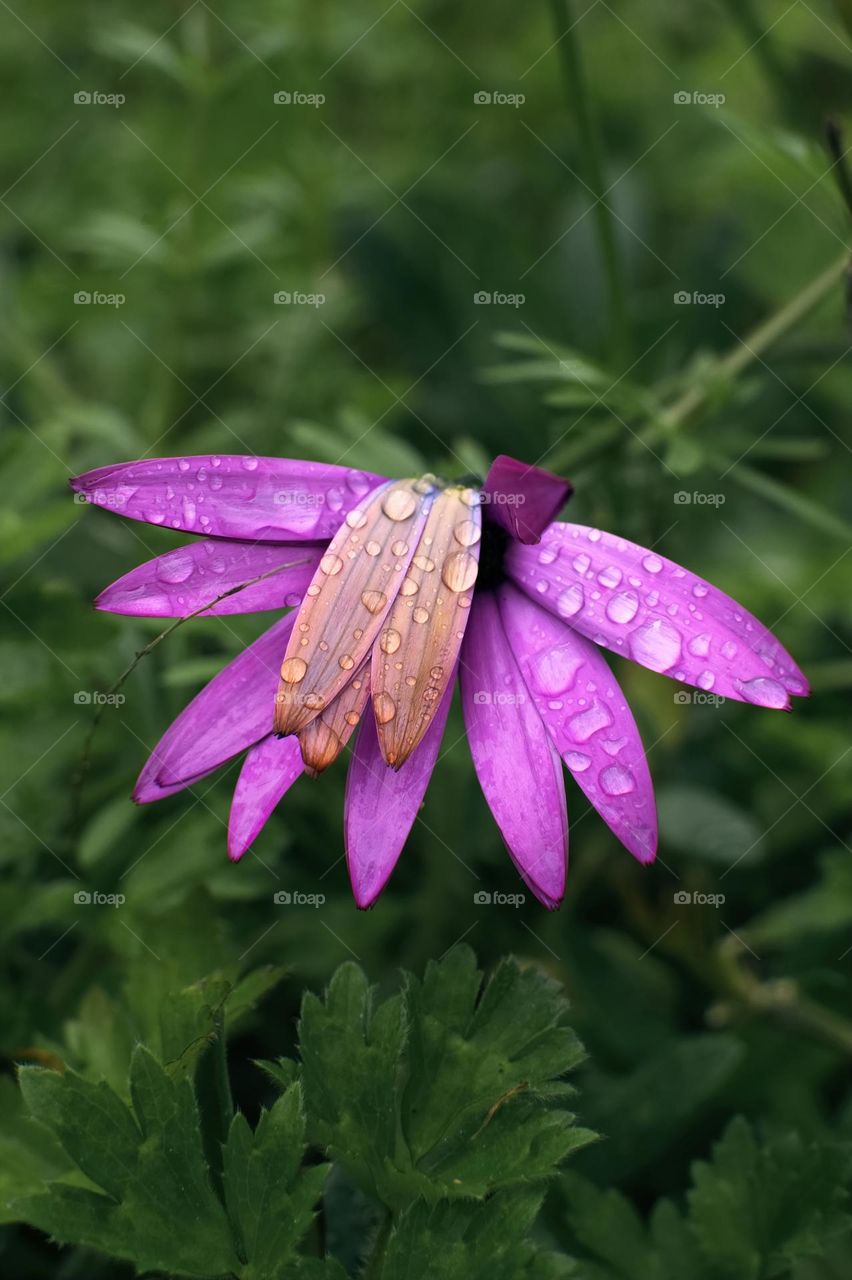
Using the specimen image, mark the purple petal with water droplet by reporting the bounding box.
[498,585,657,864]
[228,735,304,860]
[506,522,808,708]
[460,592,568,908]
[344,676,453,908]
[96,540,323,617]
[133,613,295,800]
[481,454,572,544]
[70,456,385,541]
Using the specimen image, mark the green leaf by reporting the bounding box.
[745,850,852,949]
[223,1082,330,1279]
[656,785,766,865]
[299,948,594,1207]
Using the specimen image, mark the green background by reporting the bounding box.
[1,1,852,1275]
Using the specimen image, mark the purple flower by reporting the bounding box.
[71,453,808,909]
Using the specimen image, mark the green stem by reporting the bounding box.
[363,1212,392,1280]
[547,0,630,365]
[647,250,849,444]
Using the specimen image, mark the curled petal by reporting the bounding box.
[499,585,656,863]
[481,454,572,544]
[460,591,568,908]
[507,523,808,708]
[274,479,436,737]
[299,659,371,775]
[344,677,454,908]
[371,487,480,768]
[134,614,295,800]
[96,540,322,617]
[228,735,304,861]
[70,456,385,541]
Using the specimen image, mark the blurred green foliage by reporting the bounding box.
[1,0,852,1275]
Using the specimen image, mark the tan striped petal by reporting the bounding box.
[371,486,480,768]
[299,658,371,775]
[274,478,435,736]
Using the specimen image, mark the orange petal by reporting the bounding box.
[371,486,480,767]
[274,478,435,736]
[299,658,371,775]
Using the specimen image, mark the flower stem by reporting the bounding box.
[547,0,630,365]
[647,249,850,443]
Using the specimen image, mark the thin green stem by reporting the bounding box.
[547,0,630,365]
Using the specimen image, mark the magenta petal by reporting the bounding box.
[70,456,385,542]
[460,591,568,908]
[96,540,322,618]
[228,735,304,861]
[481,454,572,544]
[133,613,295,800]
[498,585,656,864]
[344,678,453,908]
[507,523,809,708]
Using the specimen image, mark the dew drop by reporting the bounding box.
[698,670,715,690]
[382,488,418,521]
[281,657,307,684]
[556,584,584,618]
[538,545,558,565]
[242,457,259,471]
[346,509,368,530]
[413,554,435,572]
[361,590,387,614]
[688,633,711,658]
[693,582,708,598]
[643,554,663,574]
[600,764,635,796]
[344,710,361,726]
[320,553,343,576]
[572,553,591,574]
[158,553,194,584]
[567,699,613,742]
[564,751,591,773]
[365,540,382,557]
[339,654,355,670]
[598,565,622,589]
[740,676,789,709]
[527,646,583,696]
[605,590,639,625]
[380,629,401,654]
[391,539,409,556]
[629,619,682,672]
[601,736,627,756]
[304,692,325,711]
[400,577,419,596]
[373,692,397,724]
[413,606,430,623]
[721,640,737,660]
[442,550,479,593]
[454,519,481,548]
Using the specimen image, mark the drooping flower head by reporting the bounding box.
[71,453,808,908]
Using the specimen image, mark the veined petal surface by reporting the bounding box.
[228,735,304,860]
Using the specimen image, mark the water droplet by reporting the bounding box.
[346,509,368,529]
[281,657,307,684]
[458,596,472,609]
[688,633,711,658]
[643,554,663,574]
[693,583,708,598]
[365,540,381,557]
[565,751,591,773]
[339,654,355,670]
[567,700,613,742]
[535,579,548,594]
[158,553,194,584]
[721,640,737,660]
[307,584,321,597]
[588,528,602,542]
[598,565,622,588]
[400,577,419,596]
[698,670,715,690]
[527,645,582,696]
[380,629,401,654]
[442,550,478,592]
[382,488,417,521]
[601,737,627,756]
[344,710,361,726]
[572,553,591,574]
[413,554,435,572]
[373,692,397,723]
[413,606,430,623]
[347,471,371,495]
[320,553,343,576]
[304,692,325,711]
[242,457,259,471]
[556,584,584,618]
[600,764,635,796]
[740,676,788,709]
[454,519,481,548]
[605,590,639,625]
[430,665,443,679]
[391,539,409,556]
[361,590,387,614]
[629,619,682,672]
[538,545,558,565]
[178,459,191,472]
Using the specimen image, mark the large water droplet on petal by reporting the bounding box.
[361,590,388,615]
[281,657,307,684]
[629,619,682,672]
[739,676,789,709]
[557,584,584,618]
[158,553,194,584]
[565,751,591,772]
[373,692,397,724]
[688,633,711,658]
[605,590,639,625]
[600,764,635,795]
[527,645,583,696]
[567,699,613,742]
[442,550,478,593]
[320,553,343,576]
[380,628,401,654]
[382,489,418,521]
